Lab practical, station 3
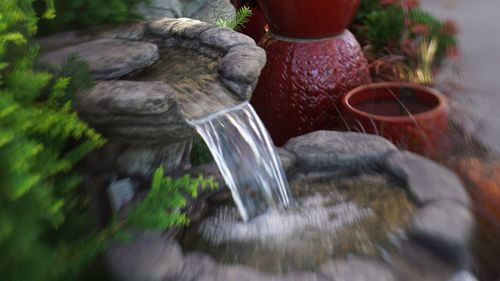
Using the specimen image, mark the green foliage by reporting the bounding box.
[216,5,253,31]
[36,0,149,34]
[353,0,383,25]
[362,5,405,50]
[1,1,219,280]
[406,8,456,58]
[0,1,105,280]
[356,1,456,62]
[190,137,214,166]
[126,168,218,230]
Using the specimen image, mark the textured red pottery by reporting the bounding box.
[341,82,448,154]
[234,0,268,42]
[257,0,360,38]
[251,31,371,146]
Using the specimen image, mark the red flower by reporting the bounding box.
[441,20,458,35]
[400,0,419,9]
[402,38,417,56]
[411,24,429,35]
[447,46,461,61]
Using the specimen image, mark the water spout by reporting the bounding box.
[189,102,293,221]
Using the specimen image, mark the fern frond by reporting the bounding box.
[216,6,253,31]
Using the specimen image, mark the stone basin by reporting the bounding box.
[105,131,475,281]
[39,17,266,177]
[42,18,265,142]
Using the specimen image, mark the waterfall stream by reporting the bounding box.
[189,102,293,221]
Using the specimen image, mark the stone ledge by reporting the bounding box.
[76,80,177,116]
[320,257,396,281]
[147,17,214,39]
[104,131,475,281]
[40,39,159,80]
[384,151,470,206]
[410,200,473,266]
[284,131,397,170]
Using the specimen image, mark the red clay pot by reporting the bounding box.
[251,31,371,146]
[257,0,360,38]
[341,82,449,154]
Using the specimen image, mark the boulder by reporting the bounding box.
[40,39,158,80]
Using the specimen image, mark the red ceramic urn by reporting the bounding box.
[251,0,370,145]
[257,0,360,38]
[251,32,371,146]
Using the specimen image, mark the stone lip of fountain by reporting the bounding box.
[42,17,265,140]
[39,17,266,177]
[105,131,475,281]
[71,17,265,144]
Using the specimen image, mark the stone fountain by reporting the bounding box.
[105,131,476,281]
[38,5,478,281]
[40,17,266,178]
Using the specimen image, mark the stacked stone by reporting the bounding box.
[38,16,266,177]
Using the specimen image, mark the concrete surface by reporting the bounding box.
[420,0,500,154]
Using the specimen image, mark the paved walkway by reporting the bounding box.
[420,0,500,154]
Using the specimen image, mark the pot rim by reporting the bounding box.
[342,82,448,123]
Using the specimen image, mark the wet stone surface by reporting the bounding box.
[320,257,396,281]
[181,174,415,273]
[136,46,241,120]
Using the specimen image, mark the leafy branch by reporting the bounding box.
[125,167,219,230]
[216,5,253,31]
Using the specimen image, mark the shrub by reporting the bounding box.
[0,1,105,280]
[190,137,214,166]
[355,0,457,64]
[1,1,217,280]
[126,168,218,230]
[36,0,149,34]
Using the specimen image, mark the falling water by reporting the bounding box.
[189,102,293,221]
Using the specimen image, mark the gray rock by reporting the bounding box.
[92,122,193,144]
[138,0,235,25]
[76,81,195,144]
[217,266,325,281]
[190,0,235,25]
[40,39,158,80]
[76,80,176,116]
[177,255,325,281]
[448,271,478,281]
[200,27,255,52]
[284,131,397,170]
[177,252,220,281]
[147,17,213,39]
[100,22,146,41]
[218,45,267,84]
[276,147,297,173]
[410,200,473,262]
[80,110,187,127]
[105,233,184,281]
[219,76,255,100]
[385,151,469,206]
[320,257,396,281]
[116,140,192,177]
[38,30,93,52]
[136,0,182,20]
